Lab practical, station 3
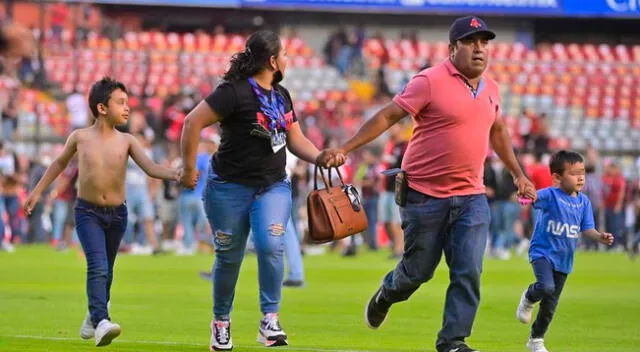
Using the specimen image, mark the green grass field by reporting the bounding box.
[1,246,638,352]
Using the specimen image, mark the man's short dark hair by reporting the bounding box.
[549,150,584,175]
[88,77,128,117]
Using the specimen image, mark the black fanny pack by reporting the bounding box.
[381,168,408,207]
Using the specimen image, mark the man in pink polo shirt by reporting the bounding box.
[318,16,536,352]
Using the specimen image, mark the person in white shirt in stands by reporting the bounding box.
[67,89,90,130]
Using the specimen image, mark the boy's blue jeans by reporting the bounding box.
[74,199,127,327]
[379,189,490,348]
[525,257,567,338]
[203,171,291,318]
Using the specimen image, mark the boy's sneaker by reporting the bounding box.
[365,286,391,329]
[94,319,121,347]
[257,313,288,347]
[436,342,480,352]
[80,313,95,339]
[80,301,111,339]
[517,289,535,324]
[210,320,233,351]
[527,338,549,352]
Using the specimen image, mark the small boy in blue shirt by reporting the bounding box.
[516,150,614,352]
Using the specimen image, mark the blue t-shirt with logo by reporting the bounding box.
[529,187,595,274]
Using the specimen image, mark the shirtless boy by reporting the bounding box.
[24,77,189,347]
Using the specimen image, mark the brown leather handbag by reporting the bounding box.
[307,166,368,244]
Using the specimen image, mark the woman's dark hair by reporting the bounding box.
[223,30,281,82]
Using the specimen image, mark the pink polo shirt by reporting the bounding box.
[393,59,501,198]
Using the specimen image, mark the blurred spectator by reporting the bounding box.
[519,108,534,151]
[528,153,553,190]
[603,163,626,249]
[158,144,180,251]
[1,89,18,141]
[301,116,324,150]
[49,157,78,251]
[375,67,392,97]
[323,28,347,68]
[630,186,640,258]
[351,147,379,253]
[123,132,162,255]
[290,155,309,238]
[49,1,69,49]
[0,143,24,244]
[75,3,93,43]
[582,163,603,250]
[350,26,366,77]
[26,153,52,243]
[176,138,212,255]
[531,113,550,155]
[66,89,89,130]
[485,157,519,259]
[378,123,406,259]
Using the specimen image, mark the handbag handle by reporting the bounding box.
[327,167,345,188]
[314,165,330,191]
[314,166,345,191]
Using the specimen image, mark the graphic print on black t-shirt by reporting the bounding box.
[205,79,297,187]
[256,110,295,134]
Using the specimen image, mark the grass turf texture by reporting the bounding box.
[1,246,638,351]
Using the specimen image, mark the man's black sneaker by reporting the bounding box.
[437,342,479,352]
[364,286,391,329]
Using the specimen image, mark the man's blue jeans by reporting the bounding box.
[203,170,291,319]
[74,199,127,327]
[379,189,490,348]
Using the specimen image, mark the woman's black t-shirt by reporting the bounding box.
[205,80,297,187]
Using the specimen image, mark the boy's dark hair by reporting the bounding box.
[549,150,584,175]
[88,77,128,117]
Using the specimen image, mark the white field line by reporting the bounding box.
[2,334,378,352]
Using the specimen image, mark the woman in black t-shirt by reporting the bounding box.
[179,30,336,351]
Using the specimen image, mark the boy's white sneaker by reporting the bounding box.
[79,302,111,339]
[94,319,121,347]
[527,338,549,352]
[80,313,94,339]
[517,289,535,324]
